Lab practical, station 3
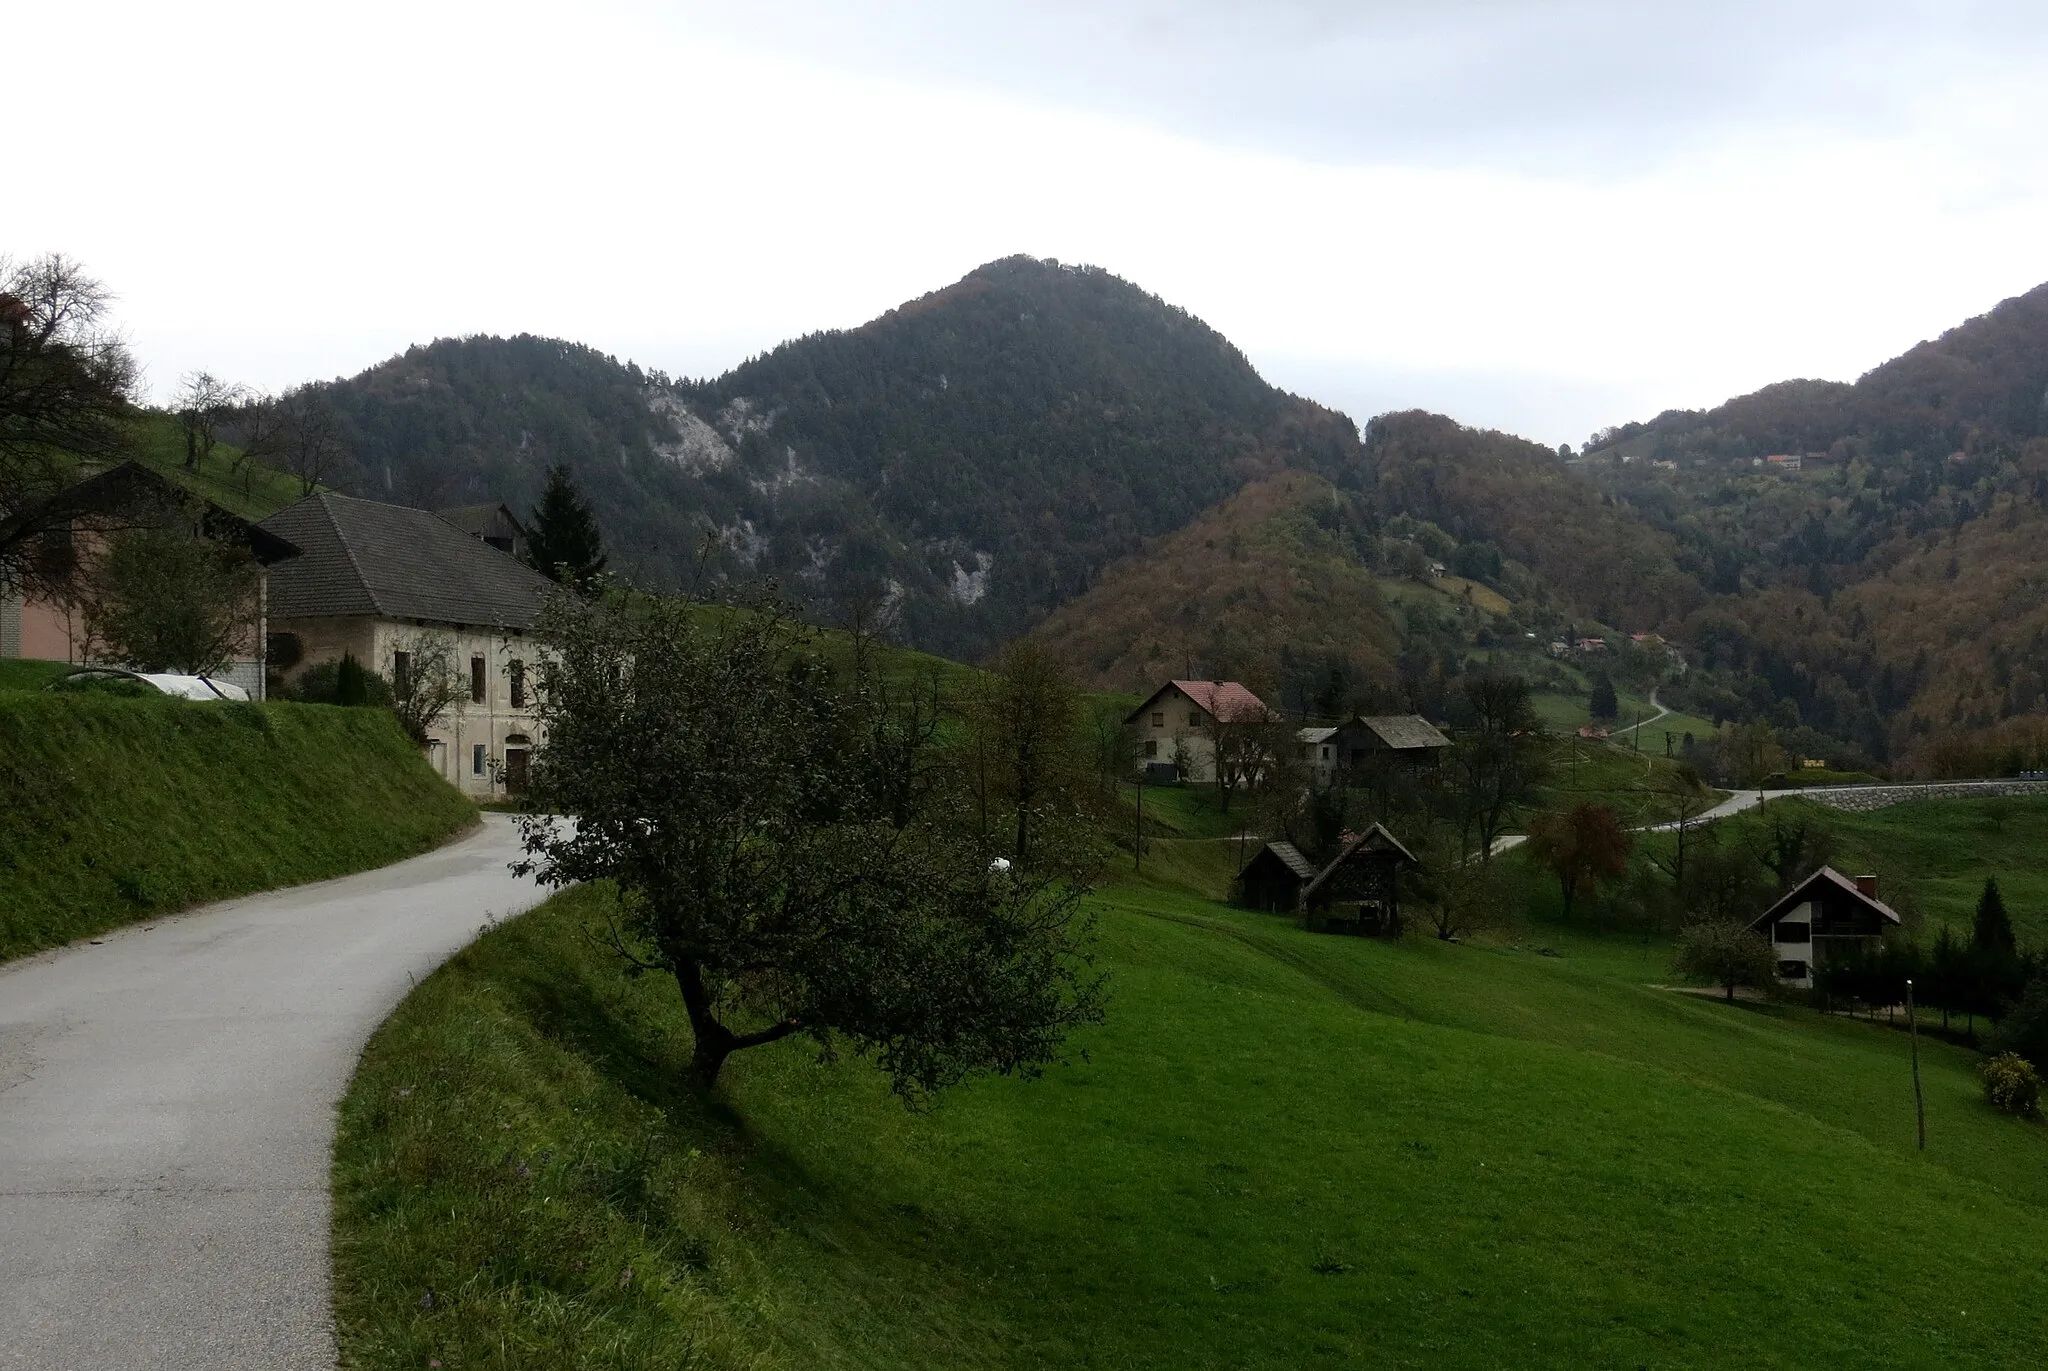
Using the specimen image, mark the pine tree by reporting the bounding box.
[1589,674,1619,720]
[1974,877,2016,957]
[525,463,608,589]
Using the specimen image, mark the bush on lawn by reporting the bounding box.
[1981,1052,2041,1118]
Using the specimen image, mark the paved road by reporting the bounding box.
[0,815,545,1371]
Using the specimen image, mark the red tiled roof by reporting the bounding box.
[1169,679,1277,723]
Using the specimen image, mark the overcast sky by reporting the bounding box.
[12,0,2048,446]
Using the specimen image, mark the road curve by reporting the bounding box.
[0,815,545,1371]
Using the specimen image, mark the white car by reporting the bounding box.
[50,668,251,702]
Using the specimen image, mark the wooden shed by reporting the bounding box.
[1301,823,1417,935]
[1238,841,1319,913]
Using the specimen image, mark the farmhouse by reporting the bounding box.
[1301,824,1417,935]
[259,491,556,799]
[0,461,302,697]
[1748,866,1902,989]
[1124,679,1279,782]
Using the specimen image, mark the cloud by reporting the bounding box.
[662,0,2048,174]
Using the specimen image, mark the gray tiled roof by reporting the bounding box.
[1360,714,1452,750]
[1263,841,1319,881]
[259,492,555,628]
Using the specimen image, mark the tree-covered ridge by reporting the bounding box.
[1366,411,1701,632]
[1024,471,1401,707]
[679,255,1367,654]
[313,257,1370,660]
[1589,280,2048,466]
[1570,278,2048,768]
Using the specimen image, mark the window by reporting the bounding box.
[1188,711,1201,727]
[1321,746,1332,760]
[1775,921,1811,943]
[1151,711,1164,727]
[509,659,526,709]
[1144,740,1159,758]
[1777,960,1809,980]
[392,650,412,697]
[472,743,486,776]
[470,655,486,704]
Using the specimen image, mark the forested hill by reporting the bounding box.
[1589,280,2048,466]
[1578,278,2048,771]
[317,257,1366,658]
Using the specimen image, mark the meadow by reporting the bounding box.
[332,809,2048,1369]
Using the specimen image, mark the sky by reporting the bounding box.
[11,0,2048,447]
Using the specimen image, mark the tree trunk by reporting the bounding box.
[1724,981,1736,1002]
[669,953,800,1088]
[673,956,738,1085]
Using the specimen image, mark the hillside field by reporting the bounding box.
[0,694,477,960]
[332,809,2048,1369]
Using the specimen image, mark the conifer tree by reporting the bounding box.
[1974,877,2016,957]
[524,463,608,589]
[1589,674,1619,721]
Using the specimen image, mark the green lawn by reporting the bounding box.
[0,694,477,960]
[332,871,2048,1369]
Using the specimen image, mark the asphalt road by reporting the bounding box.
[0,815,545,1371]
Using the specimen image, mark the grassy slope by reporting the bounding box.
[1703,794,2048,943]
[127,411,310,519]
[333,867,2048,1370]
[0,695,476,960]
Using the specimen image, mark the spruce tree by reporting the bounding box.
[1589,674,1619,720]
[1973,878,2016,956]
[525,463,608,589]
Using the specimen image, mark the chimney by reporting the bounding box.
[1855,874,1878,898]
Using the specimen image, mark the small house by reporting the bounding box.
[1301,823,1417,935]
[1748,866,1902,988]
[1327,714,1451,773]
[1238,841,1319,913]
[1296,725,1338,777]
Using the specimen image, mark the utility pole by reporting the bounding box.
[1133,773,1145,875]
[1908,978,1926,1151]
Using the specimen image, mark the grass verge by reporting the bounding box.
[0,694,476,960]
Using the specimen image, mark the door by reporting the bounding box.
[504,748,529,795]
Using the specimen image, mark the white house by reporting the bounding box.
[258,492,556,799]
[1123,679,1279,783]
[1747,866,1901,988]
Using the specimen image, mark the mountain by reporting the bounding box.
[1581,280,2048,770]
[317,257,1367,659]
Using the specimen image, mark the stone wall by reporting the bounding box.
[1798,780,2048,813]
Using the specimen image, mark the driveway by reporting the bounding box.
[0,815,545,1371]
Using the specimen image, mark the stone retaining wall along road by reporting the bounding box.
[1796,779,2048,814]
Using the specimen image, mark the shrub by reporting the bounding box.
[291,653,393,708]
[1981,1052,2041,1118]
[1674,920,1780,1003]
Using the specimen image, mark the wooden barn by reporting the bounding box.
[1238,841,1319,913]
[1301,824,1417,935]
